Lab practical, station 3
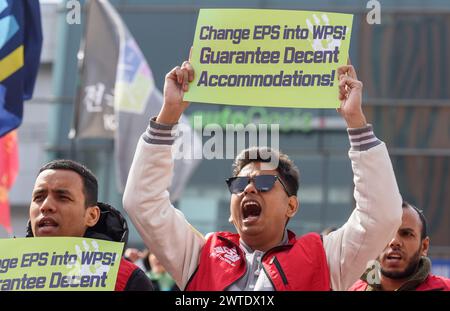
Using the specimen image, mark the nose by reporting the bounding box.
[388,233,402,249]
[243,178,257,195]
[39,197,56,214]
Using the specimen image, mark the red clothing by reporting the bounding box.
[115,258,138,291]
[350,274,450,291]
[186,231,330,291]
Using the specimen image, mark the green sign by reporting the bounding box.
[0,237,124,291]
[188,107,313,132]
[184,9,353,108]
[188,107,349,132]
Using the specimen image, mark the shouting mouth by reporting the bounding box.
[385,251,403,264]
[241,200,262,225]
[37,217,59,235]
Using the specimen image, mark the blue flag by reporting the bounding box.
[0,0,42,137]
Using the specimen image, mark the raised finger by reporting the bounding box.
[337,65,351,77]
[182,61,195,82]
[339,75,361,88]
[180,66,189,91]
[346,64,358,80]
[337,65,358,80]
[166,66,179,83]
[337,65,348,77]
[338,76,350,95]
[174,66,183,85]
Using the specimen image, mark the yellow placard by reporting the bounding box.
[184,9,353,108]
[0,237,124,291]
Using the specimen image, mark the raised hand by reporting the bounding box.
[157,60,195,124]
[337,64,367,128]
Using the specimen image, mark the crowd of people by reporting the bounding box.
[22,59,449,291]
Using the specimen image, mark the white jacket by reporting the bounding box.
[123,121,402,291]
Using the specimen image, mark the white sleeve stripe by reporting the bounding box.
[350,137,378,146]
[349,131,375,140]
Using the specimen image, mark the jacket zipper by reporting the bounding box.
[218,234,293,289]
[271,256,289,285]
[261,243,292,289]
[262,264,277,291]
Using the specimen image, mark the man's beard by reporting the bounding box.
[380,250,421,279]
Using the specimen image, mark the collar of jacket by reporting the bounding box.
[361,256,431,291]
[239,228,292,254]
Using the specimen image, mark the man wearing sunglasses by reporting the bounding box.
[123,61,402,291]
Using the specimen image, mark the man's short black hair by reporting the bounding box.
[232,147,299,197]
[38,159,98,207]
[402,200,428,240]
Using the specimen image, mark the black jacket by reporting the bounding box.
[26,202,153,291]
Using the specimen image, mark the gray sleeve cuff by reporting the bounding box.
[347,124,381,151]
[142,117,178,145]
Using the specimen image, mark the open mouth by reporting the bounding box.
[37,217,58,233]
[241,200,262,224]
[386,252,402,262]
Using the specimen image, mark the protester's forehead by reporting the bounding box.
[238,162,278,176]
[400,206,422,232]
[34,169,83,190]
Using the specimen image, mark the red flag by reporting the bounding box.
[0,130,19,235]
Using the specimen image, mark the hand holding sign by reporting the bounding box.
[337,63,367,128]
[158,60,195,125]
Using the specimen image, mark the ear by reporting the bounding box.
[228,215,234,224]
[421,236,430,256]
[85,205,101,228]
[286,196,299,218]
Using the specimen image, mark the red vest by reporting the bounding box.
[350,274,450,291]
[114,258,138,291]
[186,231,330,291]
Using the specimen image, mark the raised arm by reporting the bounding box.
[123,61,205,289]
[323,65,402,290]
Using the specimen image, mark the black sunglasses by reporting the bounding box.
[225,175,292,196]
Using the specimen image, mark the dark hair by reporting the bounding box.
[38,159,98,207]
[402,200,427,240]
[232,147,299,196]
